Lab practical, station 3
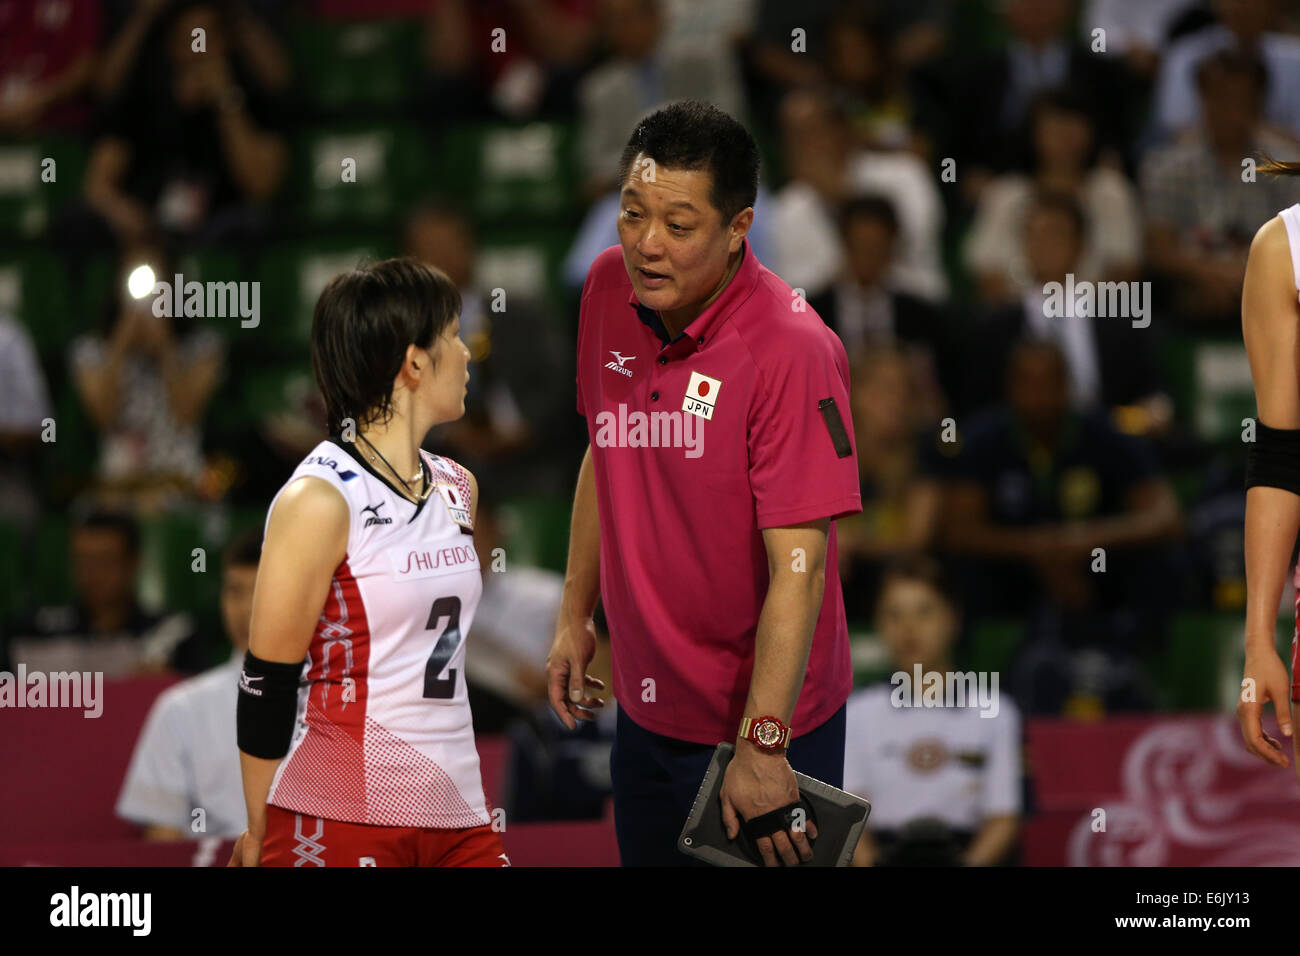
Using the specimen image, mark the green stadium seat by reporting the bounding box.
[257,236,398,350]
[290,123,431,228]
[1190,339,1255,446]
[138,510,231,615]
[0,137,85,239]
[476,224,578,312]
[32,514,72,607]
[961,617,1023,677]
[436,122,579,223]
[38,386,97,505]
[1158,611,1249,711]
[497,496,571,574]
[0,250,74,357]
[290,19,422,114]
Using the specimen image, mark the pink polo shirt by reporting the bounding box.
[576,239,862,745]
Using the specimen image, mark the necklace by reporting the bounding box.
[357,433,431,502]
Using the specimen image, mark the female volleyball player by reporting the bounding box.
[229,257,508,866]
[1240,160,1300,787]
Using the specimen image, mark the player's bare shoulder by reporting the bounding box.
[268,475,349,561]
[1249,214,1290,265]
[1243,213,1299,324]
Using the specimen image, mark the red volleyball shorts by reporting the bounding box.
[260,803,510,867]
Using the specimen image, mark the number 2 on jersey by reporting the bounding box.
[423,596,462,699]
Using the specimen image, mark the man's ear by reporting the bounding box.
[729,207,755,251]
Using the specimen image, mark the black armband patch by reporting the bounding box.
[1245,421,1300,496]
[818,397,853,459]
[236,650,303,760]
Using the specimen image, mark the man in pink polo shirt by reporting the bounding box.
[547,101,861,866]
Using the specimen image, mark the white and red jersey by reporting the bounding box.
[262,437,489,828]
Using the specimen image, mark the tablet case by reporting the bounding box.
[677,742,871,866]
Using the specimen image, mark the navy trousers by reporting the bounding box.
[610,704,847,867]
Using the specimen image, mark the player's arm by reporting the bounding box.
[719,519,829,867]
[230,476,347,866]
[1239,215,1300,770]
[547,443,605,729]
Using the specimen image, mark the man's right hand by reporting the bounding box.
[546,611,605,729]
[1237,644,1294,771]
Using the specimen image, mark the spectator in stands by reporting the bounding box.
[1140,48,1297,328]
[962,190,1170,431]
[0,312,53,540]
[96,0,289,103]
[948,0,1137,190]
[115,528,259,840]
[423,0,597,121]
[0,0,100,132]
[405,201,576,497]
[845,554,1023,866]
[70,243,225,514]
[940,338,1182,624]
[1152,0,1300,142]
[74,0,287,250]
[965,87,1142,307]
[3,509,196,677]
[578,0,748,201]
[807,195,956,413]
[822,5,938,159]
[836,345,944,624]
[769,89,946,302]
[1082,0,1204,82]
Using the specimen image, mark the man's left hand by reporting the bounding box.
[720,740,817,866]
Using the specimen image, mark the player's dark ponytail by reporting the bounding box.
[310,257,461,435]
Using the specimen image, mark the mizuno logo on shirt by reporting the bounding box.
[363,501,393,527]
[606,351,636,377]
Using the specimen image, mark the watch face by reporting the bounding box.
[755,719,782,747]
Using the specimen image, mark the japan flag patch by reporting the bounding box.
[437,483,473,531]
[682,370,722,420]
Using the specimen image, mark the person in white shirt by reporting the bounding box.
[845,554,1023,866]
[770,89,947,303]
[115,530,260,840]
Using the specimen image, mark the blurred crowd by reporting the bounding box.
[4,0,1300,861]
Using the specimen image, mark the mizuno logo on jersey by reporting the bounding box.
[363,501,393,527]
[606,351,636,377]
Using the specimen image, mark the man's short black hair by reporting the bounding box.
[72,509,140,555]
[616,100,760,225]
[838,195,900,238]
[223,528,262,570]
